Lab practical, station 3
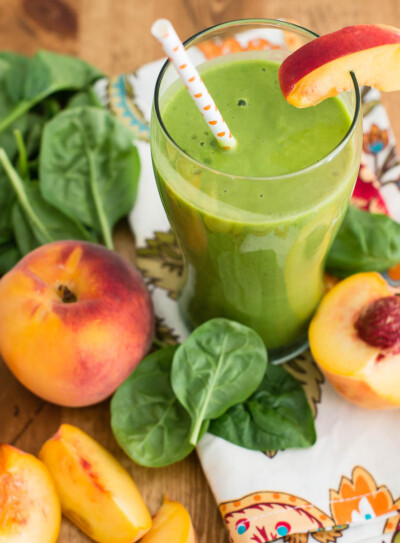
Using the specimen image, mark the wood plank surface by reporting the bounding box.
[0,1,399,542]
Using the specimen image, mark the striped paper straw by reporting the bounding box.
[151,19,237,151]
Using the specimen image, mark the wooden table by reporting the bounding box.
[0,1,399,542]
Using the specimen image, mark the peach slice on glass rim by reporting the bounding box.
[0,444,61,542]
[278,24,400,107]
[309,272,400,409]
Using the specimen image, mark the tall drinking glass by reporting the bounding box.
[150,19,362,362]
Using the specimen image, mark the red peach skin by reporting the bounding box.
[279,25,400,107]
[0,240,154,406]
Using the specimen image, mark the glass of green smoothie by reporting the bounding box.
[151,19,362,362]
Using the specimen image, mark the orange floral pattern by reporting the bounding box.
[221,467,400,542]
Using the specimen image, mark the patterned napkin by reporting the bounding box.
[99,33,400,543]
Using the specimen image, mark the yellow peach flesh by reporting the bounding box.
[0,444,61,543]
[39,424,152,543]
[286,43,400,107]
[309,272,400,409]
[141,497,197,543]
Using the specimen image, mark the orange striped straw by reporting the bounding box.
[151,19,237,151]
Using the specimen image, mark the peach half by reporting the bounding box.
[0,444,61,542]
[141,496,197,543]
[39,424,152,543]
[309,272,400,409]
[278,24,400,107]
[0,240,154,407]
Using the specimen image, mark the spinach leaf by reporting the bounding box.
[2,52,30,103]
[0,149,94,253]
[326,205,400,277]
[0,54,43,160]
[0,241,21,275]
[171,318,268,445]
[12,202,39,255]
[67,87,103,109]
[0,169,15,244]
[0,51,103,133]
[210,364,316,450]
[111,346,205,468]
[40,106,140,249]
[0,53,26,116]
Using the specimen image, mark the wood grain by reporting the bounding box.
[1,1,400,542]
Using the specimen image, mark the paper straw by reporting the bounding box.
[151,19,237,151]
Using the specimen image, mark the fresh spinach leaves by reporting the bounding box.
[171,318,267,445]
[0,50,140,274]
[111,346,203,468]
[326,205,400,277]
[0,149,94,253]
[0,240,20,275]
[111,318,315,468]
[209,363,316,450]
[0,51,103,133]
[40,107,140,249]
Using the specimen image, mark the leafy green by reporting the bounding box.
[12,202,40,255]
[110,346,206,468]
[326,205,400,277]
[210,364,316,450]
[0,240,20,274]
[0,50,139,276]
[0,149,94,253]
[111,319,316,468]
[0,169,15,243]
[171,318,268,445]
[2,52,30,103]
[40,106,140,249]
[0,51,103,133]
[67,87,103,109]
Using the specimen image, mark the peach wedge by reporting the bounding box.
[278,24,400,107]
[141,496,197,543]
[0,444,61,542]
[39,424,152,543]
[309,272,400,409]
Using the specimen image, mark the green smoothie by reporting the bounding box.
[152,57,360,353]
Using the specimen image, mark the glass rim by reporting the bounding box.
[153,18,361,181]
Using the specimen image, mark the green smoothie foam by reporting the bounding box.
[152,57,360,351]
[164,60,350,177]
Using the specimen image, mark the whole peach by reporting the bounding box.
[0,241,154,406]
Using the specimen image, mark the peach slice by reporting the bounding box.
[278,24,400,107]
[38,424,152,543]
[309,272,400,409]
[141,496,197,543]
[0,444,61,542]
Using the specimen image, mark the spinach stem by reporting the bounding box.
[0,149,52,243]
[13,129,29,180]
[0,101,32,133]
[152,337,168,349]
[87,150,114,249]
[189,334,229,446]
